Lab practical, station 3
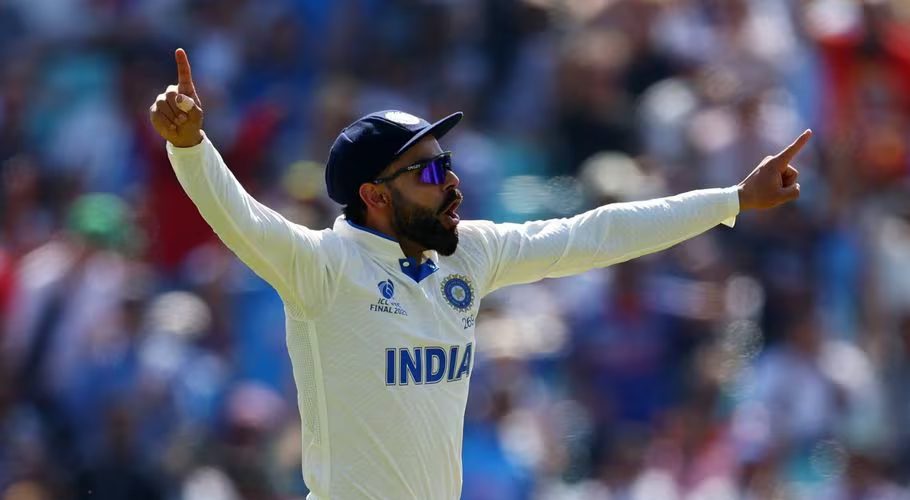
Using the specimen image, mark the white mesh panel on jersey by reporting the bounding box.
[289,323,321,445]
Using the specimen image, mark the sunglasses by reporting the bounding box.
[373,151,453,185]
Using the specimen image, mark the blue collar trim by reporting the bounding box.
[345,220,398,242]
[399,258,438,283]
[344,219,437,282]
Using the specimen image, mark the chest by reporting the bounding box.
[337,259,480,345]
[321,258,481,387]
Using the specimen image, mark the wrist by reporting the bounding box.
[170,131,204,148]
[736,183,750,212]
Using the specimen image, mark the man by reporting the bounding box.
[149,48,809,499]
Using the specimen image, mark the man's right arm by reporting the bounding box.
[166,135,334,315]
[151,49,335,317]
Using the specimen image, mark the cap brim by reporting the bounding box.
[394,112,464,157]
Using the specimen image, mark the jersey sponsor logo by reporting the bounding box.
[384,111,421,125]
[385,343,473,386]
[371,279,407,316]
[440,274,474,313]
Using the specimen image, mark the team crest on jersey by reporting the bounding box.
[384,111,420,125]
[440,274,474,312]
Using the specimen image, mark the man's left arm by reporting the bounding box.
[473,130,812,295]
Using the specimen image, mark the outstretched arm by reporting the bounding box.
[149,49,334,316]
[472,130,813,295]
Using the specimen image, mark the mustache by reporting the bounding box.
[438,189,463,215]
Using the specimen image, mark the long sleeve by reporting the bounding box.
[462,187,740,296]
[167,134,336,317]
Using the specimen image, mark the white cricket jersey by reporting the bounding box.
[167,134,739,500]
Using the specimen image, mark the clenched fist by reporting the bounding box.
[737,129,812,211]
[149,48,204,148]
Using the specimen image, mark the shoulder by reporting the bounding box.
[286,224,357,264]
[456,219,499,240]
[452,219,502,253]
[457,218,544,248]
[289,224,340,243]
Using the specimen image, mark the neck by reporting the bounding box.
[360,214,428,261]
[398,238,428,261]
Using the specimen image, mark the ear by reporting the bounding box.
[359,183,390,210]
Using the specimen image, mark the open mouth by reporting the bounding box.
[441,197,462,228]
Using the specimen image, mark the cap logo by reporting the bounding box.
[384,111,421,125]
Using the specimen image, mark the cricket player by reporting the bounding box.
[149,49,810,499]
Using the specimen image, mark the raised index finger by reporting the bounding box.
[776,129,813,164]
[175,48,194,91]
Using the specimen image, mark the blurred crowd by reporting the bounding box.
[1,0,910,498]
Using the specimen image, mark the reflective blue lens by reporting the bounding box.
[418,155,451,184]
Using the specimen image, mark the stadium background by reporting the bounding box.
[2,0,910,498]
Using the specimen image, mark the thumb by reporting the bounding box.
[176,94,196,113]
[175,94,203,123]
[780,183,801,203]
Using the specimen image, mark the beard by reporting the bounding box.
[390,187,460,256]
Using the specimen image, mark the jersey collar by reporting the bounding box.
[334,216,440,283]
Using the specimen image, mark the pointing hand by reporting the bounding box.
[149,48,204,148]
[737,130,812,211]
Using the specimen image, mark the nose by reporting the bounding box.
[443,169,460,191]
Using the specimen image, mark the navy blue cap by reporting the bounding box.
[325,110,463,205]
